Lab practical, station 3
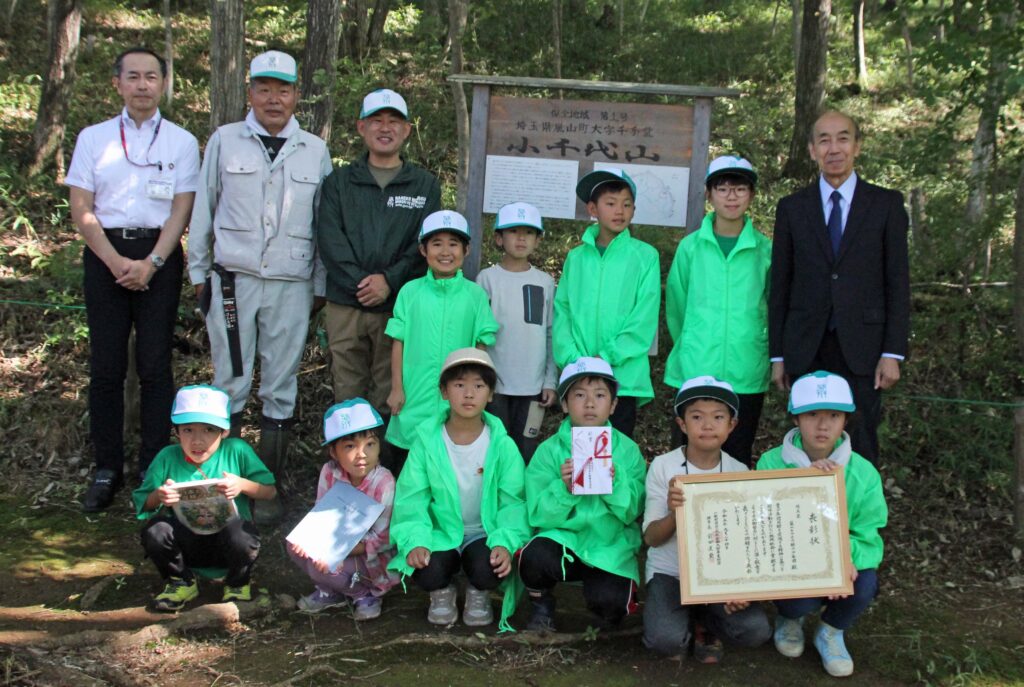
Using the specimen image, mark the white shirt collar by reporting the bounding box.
[818,170,858,207]
[244,109,299,139]
[120,107,161,130]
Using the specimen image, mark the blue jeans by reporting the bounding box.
[643,573,771,656]
[774,569,878,630]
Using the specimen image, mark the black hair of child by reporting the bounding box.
[590,180,634,203]
[706,172,756,192]
[676,396,737,420]
[566,374,619,400]
[421,229,470,249]
[327,426,383,448]
[439,362,497,391]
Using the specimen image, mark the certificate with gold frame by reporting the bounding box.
[675,468,854,605]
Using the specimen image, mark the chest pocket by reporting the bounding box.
[285,171,320,236]
[222,163,260,199]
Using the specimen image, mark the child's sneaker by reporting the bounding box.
[693,622,724,664]
[427,584,458,625]
[353,596,382,621]
[525,590,556,632]
[463,585,493,626]
[814,622,854,677]
[297,588,346,613]
[773,616,805,658]
[151,576,198,612]
[222,583,252,602]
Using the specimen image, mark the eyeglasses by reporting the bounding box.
[712,185,751,198]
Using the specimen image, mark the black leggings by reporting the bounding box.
[411,538,501,591]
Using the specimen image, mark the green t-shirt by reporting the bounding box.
[132,438,275,522]
[714,232,740,257]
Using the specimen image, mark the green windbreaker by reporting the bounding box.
[664,213,772,392]
[758,430,887,570]
[388,412,531,630]
[552,225,660,403]
[525,418,646,582]
[385,270,499,448]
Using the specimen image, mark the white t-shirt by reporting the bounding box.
[65,109,200,229]
[443,425,490,545]
[643,446,748,582]
[476,264,557,396]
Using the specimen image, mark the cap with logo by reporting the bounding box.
[441,347,496,376]
[556,356,618,400]
[494,202,544,233]
[705,155,757,187]
[322,397,384,446]
[171,385,232,430]
[419,210,471,243]
[250,50,297,83]
[788,371,856,414]
[673,376,740,417]
[575,167,637,203]
[360,88,409,119]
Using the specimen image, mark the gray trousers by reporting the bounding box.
[642,573,771,657]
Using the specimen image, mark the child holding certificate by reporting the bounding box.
[287,399,399,619]
[519,357,646,632]
[641,376,771,662]
[758,371,888,677]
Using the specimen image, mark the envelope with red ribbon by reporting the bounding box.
[571,427,614,495]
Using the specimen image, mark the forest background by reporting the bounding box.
[0,0,1022,685]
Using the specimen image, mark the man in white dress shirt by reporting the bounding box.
[66,47,200,511]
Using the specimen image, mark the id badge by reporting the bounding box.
[146,178,174,200]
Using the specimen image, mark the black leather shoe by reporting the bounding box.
[82,469,122,512]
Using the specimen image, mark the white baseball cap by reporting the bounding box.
[494,202,544,233]
[557,357,617,400]
[674,376,740,417]
[250,50,297,83]
[788,371,856,414]
[360,88,409,119]
[171,385,231,430]
[419,210,471,242]
[322,398,384,446]
[705,155,757,187]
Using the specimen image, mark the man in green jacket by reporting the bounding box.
[316,89,441,420]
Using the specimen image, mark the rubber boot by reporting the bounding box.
[254,416,290,527]
[229,412,245,439]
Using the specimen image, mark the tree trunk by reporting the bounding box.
[300,0,341,142]
[552,0,562,80]
[163,0,174,105]
[790,0,801,71]
[1014,158,1024,364]
[448,0,470,214]
[342,0,370,60]
[638,0,652,24]
[366,0,391,52]
[897,1,913,88]
[782,0,830,180]
[209,0,246,132]
[25,0,81,180]
[853,0,868,88]
[617,0,624,37]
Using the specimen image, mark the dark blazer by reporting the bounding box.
[769,176,910,377]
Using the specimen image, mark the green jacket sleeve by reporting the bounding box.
[665,240,690,345]
[485,435,531,553]
[597,439,646,525]
[599,247,660,367]
[848,467,888,570]
[385,283,409,341]
[525,439,582,530]
[314,169,372,292]
[389,436,435,561]
[381,175,440,292]
[552,266,585,368]
[473,288,500,347]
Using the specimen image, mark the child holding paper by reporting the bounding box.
[642,376,770,662]
[287,398,399,618]
[519,357,646,631]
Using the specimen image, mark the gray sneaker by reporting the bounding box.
[462,585,494,626]
[774,616,805,658]
[297,588,346,614]
[353,596,382,621]
[427,584,458,625]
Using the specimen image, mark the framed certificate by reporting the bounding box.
[675,467,853,604]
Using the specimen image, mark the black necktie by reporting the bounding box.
[827,190,843,258]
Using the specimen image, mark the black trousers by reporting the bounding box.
[518,536,636,624]
[487,393,541,462]
[806,330,882,463]
[411,538,501,591]
[670,392,764,468]
[609,396,638,439]
[83,238,183,475]
[141,514,261,587]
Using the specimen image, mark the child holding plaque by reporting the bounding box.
[642,376,771,662]
[519,357,646,632]
[758,371,888,678]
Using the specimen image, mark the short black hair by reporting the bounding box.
[564,375,618,400]
[676,396,736,419]
[113,47,168,78]
[590,180,634,203]
[706,172,756,192]
[327,426,382,448]
[420,230,470,249]
[439,363,497,391]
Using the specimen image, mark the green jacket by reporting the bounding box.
[316,153,441,312]
[552,225,661,403]
[757,429,887,570]
[388,412,531,630]
[664,213,772,393]
[384,270,499,448]
[525,419,646,582]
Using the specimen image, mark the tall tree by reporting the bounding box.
[853,0,868,88]
[790,0,802,69]
[1015,158,1024,364]
[782,0,831,180]
[209,0,246,132]
[163,0,174,105]
[24,0,80,179]
[448,0,470,214]
[552,0,562,80]
[300,0,342,142]
[341,0,392,61]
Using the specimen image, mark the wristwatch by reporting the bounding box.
[149,253,165,270]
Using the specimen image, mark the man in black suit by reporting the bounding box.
[769,111,910,463]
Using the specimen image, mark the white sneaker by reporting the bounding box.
[774,616,805,658]
[814,622,855,677]
[462,585,494,626]
[427,584,458,625]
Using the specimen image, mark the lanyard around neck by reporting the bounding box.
[120,116,163,171]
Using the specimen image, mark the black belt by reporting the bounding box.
[105,227,161,239]
[210,263,244,378]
